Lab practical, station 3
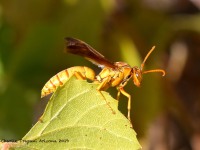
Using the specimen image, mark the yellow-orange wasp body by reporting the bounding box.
[41,37,165,121]
[41,66,95,97]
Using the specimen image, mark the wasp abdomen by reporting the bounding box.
[41,66,95,98]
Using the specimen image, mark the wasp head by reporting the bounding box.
[132,67,142,87]
[132,46,165,87]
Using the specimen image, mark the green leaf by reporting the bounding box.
[16,77,141,150]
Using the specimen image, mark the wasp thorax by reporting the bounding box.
[132,67,142,87]
[114,62,131,67]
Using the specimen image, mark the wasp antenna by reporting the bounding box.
[143,69,166,76]
[141,46,156,71]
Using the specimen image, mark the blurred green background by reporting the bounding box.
[1,0,200,149]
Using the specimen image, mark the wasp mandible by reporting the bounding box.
[41,37,165,121]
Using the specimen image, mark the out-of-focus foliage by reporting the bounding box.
[0,0,200,149]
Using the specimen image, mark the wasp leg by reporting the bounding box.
[73,71,86,80]
[96,77,116,114]
[118,87,132,122]
[116,88,121,101]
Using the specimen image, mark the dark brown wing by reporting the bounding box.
[65,37,116,69]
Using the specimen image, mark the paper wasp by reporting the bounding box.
[41,37,165,121]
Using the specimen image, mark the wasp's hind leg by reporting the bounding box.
[96,76,116,114]
[73,71,86,80]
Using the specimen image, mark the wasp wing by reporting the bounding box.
[65,37,116,69]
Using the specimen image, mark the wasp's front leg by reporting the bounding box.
[118,87,132,122]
